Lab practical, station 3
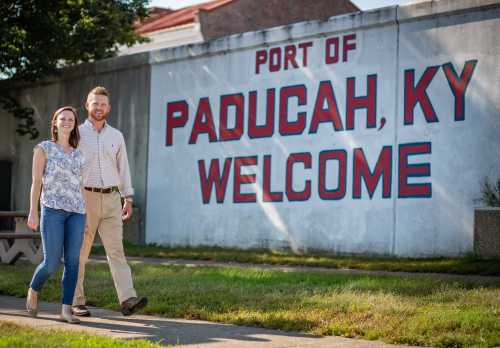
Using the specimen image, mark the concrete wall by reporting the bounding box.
[474,208,500,258]
[147,0,500,256]
[0,53,151,243]
[199,0,359,41]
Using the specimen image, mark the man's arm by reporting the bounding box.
[116,133,134,220]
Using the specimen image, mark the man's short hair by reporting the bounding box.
[88,86,109,99]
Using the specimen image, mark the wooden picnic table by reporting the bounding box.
[0,211,42,265]
[0,211,32,218]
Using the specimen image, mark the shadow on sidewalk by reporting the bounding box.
[87,315,317,345]
[0,297,322,347]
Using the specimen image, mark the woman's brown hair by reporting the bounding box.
[51,106,80,148]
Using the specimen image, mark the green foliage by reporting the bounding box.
[479,177,500,207]
[0,0,148,80]
[0,94,37,138]
[0,0,149,138]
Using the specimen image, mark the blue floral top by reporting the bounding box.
[37,141,86,214]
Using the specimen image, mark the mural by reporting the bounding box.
[147,4,500,256]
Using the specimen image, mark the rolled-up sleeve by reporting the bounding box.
[116,134,134,198]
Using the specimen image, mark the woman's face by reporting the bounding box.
[55,110,76,135]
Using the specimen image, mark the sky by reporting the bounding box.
[148,0,414,11]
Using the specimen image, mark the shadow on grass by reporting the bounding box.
[92,243,500,276]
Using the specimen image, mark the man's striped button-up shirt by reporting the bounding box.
[78,119,134,198]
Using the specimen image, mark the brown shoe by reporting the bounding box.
[72,305,91,317]
[121,296,147,316]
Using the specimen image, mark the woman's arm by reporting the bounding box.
[81,186,88,235]
[80,153,89,235]
[27,147,46,231]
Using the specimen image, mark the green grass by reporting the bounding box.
[91,243,500,276]
[1,262,499,348]
[0,321,168,348]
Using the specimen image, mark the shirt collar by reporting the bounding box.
[84,119,107,133]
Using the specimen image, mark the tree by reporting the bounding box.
[479,177,500,207]
[0,0,149,138]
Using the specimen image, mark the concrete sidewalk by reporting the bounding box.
[0,295,423,348]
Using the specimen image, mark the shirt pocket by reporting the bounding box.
[104,139,120,158]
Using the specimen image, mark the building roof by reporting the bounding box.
[136,0,233,34]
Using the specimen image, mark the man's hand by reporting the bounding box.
[122,199,133,220]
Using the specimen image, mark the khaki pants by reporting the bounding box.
[73,190,137,306]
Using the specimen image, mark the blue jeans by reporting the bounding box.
[30,206,85,305]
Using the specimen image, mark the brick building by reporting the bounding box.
[121,0,359,55]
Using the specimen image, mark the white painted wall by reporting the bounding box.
[146,0,500,256]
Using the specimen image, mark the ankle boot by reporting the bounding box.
[60,304,81,324]
[26,288,38,317]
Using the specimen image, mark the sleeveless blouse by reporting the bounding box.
[37,140,86,214]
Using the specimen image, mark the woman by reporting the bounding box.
[26,106,86,324]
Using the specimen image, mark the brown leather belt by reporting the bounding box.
[84,186,119,194]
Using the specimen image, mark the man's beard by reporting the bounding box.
[89,110,108,122]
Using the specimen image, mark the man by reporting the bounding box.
[72,86,147,316]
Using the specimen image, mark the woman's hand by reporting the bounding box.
[27,212,39,231]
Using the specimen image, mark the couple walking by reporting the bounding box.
[26,86,147,323]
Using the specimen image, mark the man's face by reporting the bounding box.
[86,94,111,122]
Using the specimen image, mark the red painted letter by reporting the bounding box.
[269,47,281,72]
[234,156,258,203]
[248,89,275,138]
[318,150,346,200]
[404,67,439,125]
[189,98,218,144]
[298,42,313,67]
[353,146,392,199]
[325,37,339,64]
[198,158,232,204]
[286,153,312,201]
[309,81,343,133]
[398,142,431,198]
[284,45,299,70]
[219,94,244,141]
[342,34,356,62]
[279,85,307,135]
[166,101,188,146]
[442,60,477,121]
[346,75,377,130]
[255,50,267,74]
[263,155,283,202]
